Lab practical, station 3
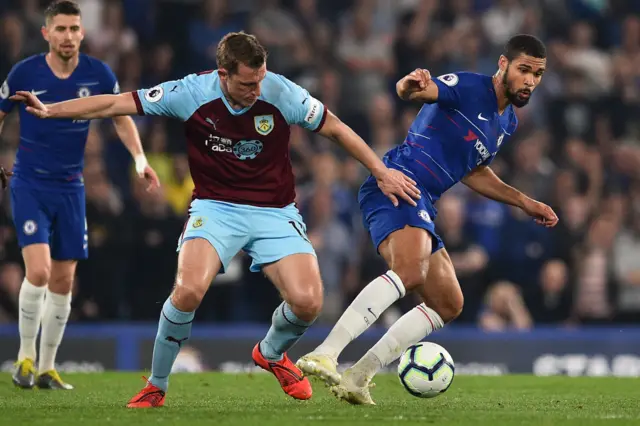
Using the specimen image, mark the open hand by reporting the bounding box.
[375,168,421,207]
[10,91,50,118]
[139,164,161,192]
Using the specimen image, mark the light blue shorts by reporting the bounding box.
[177,199,316,273]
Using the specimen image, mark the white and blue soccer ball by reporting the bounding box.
[397,342,455,398]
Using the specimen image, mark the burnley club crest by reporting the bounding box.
[254,115,274,136]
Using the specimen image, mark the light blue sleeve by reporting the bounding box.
[134,78,201,121]
[262,73,327,132]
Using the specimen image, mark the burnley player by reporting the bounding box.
[12,31,420,406]
[297,35,559,404]
[0,1,159,390]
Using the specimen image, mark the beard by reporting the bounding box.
[502,66,532,108]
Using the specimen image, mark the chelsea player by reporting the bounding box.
[297,34,560,404]
[0,1,159,389]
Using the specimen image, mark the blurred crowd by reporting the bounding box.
[1,0,640,330]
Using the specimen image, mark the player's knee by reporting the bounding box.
[392,261,430,293]
[171,282,206,312]
[436,285,464,324]
[287,285,323,322]
[26,264,51,287]
[48,273,74,294]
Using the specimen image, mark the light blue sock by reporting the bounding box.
[149,298,194,391]
[259,302,314,361]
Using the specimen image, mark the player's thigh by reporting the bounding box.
[21,244,52,286]
[360,179,443,291]
[50,189,88,261]
[49,260,78,294]
[173,237,224,310]
[415,248,463,323]
[243,204,322,317]
[262,253,323,320]
[10,185,53,285]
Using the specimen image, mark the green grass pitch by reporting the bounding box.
[1,373,639,425]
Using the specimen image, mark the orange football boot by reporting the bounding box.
[126,377,166,408]
[252,342,312,400]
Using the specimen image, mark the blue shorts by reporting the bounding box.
[358,176,444,253]
[177,199,316,273]
[10,181,88,260]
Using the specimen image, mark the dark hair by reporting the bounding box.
[216,32,267,75]
[44,1,81,24]
[504,34,546,61]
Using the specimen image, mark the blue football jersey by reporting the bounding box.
[385,72,518,204]
[0,53,120,190]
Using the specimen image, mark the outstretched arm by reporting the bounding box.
[317,111,421,207]
[10,91,138,119]
[462,165,559,227]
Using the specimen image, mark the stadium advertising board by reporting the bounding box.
[2,325,640,376]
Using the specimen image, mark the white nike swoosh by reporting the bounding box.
[478,113,488,121]
[31,90,47,96]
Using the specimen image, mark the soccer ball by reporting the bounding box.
[397,342,455,398]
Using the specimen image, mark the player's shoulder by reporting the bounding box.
[263,72,309,102]
[9,53,46,74]
[435,71,492,90]
[259,71,308,111]
[178,69,223,103]
[77,53,113,73]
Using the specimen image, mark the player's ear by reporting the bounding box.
[218,68,228,81]
[41,26,49,43]
[498,55,509,73]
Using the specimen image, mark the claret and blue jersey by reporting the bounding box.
[359,72,519,253]
[0,53,119,260]
[131,69,328,273]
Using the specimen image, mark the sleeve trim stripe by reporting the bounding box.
[313,107,328,133]
[131,91,145,116]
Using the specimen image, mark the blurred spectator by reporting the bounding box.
[479,281,533,331]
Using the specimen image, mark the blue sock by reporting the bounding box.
[149,298,194,391]
[259,302,314,361]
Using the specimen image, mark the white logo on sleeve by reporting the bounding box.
[145,86,164,103]
[304,97,322,124]
[113,81,120,94]
[478,113,488,121]
[0,80,9,99]
[437,73,459,87]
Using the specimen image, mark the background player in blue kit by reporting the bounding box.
[0,1,159,390]
[297,34,560,404]
[12,31,420,406]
